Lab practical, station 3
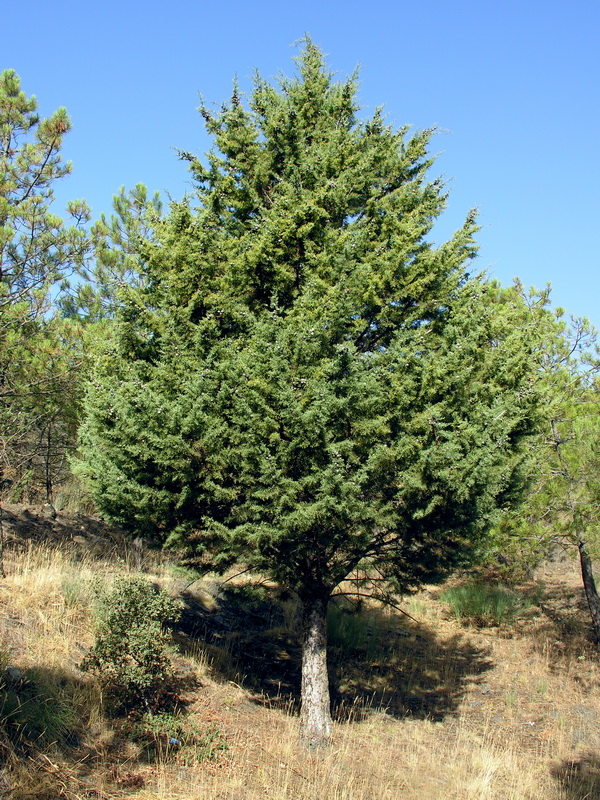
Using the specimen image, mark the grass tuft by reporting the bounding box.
[440,580,531,626]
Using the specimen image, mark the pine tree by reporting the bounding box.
[60,183,163,323]
[488,296,600,641]
[77,41,543,747]
[550,390,600,641]
[0,69,90,506]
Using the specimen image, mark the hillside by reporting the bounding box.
[0,502,599,800]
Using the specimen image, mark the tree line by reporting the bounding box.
[1,41,599,748]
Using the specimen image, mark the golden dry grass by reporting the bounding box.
[1,504,599,800]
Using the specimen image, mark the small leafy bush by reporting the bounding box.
[440,580,530,626]
[128,711,227,764]
[81,575,182,715]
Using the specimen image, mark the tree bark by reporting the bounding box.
[300,594,332,749]
[578,536,600,644]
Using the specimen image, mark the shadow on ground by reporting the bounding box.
[0,664,92,758]
[550,752,600,800]
[527,578,600,665]
[173,581,493,723]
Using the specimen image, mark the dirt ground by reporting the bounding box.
[1,501,599,800]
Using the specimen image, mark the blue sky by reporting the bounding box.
[4,0,599,328]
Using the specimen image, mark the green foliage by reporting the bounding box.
[77,42,543,601]
[546,395,600,553]
[0,69,89,301]
[127,712,227,764]
[0,665,81,752]
[0,69,91,503]
[481,295,600,639]
[81,575,181,715]
[166,563,204,583]
[327,601,377,654]
[1,314,85,503]
[61,183,163,323]
[440,581,531,626]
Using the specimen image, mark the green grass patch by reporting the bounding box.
[327,599,385,656]
[0,666,82,752]
[440,581,531,626]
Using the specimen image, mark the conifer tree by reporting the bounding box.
[0,69,90,504]
[60,183,162,323]
[549,391,600,641]
[488,297,600,641]
[78,41,543,747]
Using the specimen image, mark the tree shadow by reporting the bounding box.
[0,662,164,796]
[550,752,600,800]
[174,583,494,722]
[174,582,302,706]
[527,579,600,663]
[0,664,90,753]
[536,580,590,625]
[0,658,205,796]
[0,503,151,567]
[329,622,493,722]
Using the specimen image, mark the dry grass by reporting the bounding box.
[1,504,599,800]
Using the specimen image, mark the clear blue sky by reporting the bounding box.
[4,0,599,328]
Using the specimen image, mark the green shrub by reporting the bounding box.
[81,575,182,715]
[127,711,227,764]
[440,581,530,626]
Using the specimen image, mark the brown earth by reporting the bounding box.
[0,502,599,799]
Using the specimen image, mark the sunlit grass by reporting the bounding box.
[0,510,597,799]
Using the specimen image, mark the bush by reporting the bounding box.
[127,711,227,764]
[81,575,182,715]
[440,580,531,626]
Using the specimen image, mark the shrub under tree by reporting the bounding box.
[81,575,181,715]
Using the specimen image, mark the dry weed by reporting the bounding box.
[0,507,598,799]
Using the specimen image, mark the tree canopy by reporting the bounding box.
[0,69,90,506]
[77,41,545,747]
[488,297,600,638]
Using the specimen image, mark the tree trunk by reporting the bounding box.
[578,536,600,644]
[300,594,332,749]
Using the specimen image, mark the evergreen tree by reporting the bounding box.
[549,390,600,641]
[77,42,543,747]
[60,183,163,323]
[0,69,90,506]
[489,297,600,641]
